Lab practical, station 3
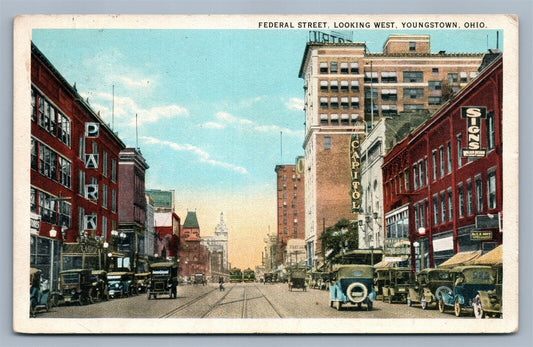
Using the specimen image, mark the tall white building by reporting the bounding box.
[202,212,229,277]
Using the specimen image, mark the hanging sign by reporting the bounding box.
[85,184,98,200]
[350,134,362,213]
[85,122,100,138]
[461,106,487,157]
[84,215,97,230]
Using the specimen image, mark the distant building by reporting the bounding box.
[202,212,229,278]
[144,194,155,260]
[382,54,503,271]
[299,34,487,268]
[154,212,180,260]
[275,157,305,266]
[178,211,209,278]
[30,43,126,289]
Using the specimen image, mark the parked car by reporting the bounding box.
[30,268,51,316]
[107,271,134,298]
[134,272,150,293]
[288,267,307,292]
[329,265,376,311]
[438,265,496,317]
[53,269,92,306]
[90,270,109,302]
[472,263,502,318]
[380,268,413,304]
[147,262,178,299]
[373,267,389,300]
[193,273,207,286]
[407,268,453,309]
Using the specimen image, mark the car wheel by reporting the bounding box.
[438,299,446,313]
[421,299,428,310]
[473,295,485,319]
[454,300,462,317]
[435,286,452,301]
[330,300,333,308]
[407,296,412,307]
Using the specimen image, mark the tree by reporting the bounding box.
[320,219,359,262]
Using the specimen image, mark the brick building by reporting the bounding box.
[154,211,180,259]
[178,211,209,278]
[30,43,125,289]
[299,34,486,268]
[117,148,149,272]
[275,157,305,267]
[382,54,503,271]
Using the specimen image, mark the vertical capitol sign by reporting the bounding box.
[350,134,362,213]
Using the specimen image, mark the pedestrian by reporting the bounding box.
[219,276,225,291]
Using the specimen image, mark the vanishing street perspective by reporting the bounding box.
[29,29,503,320]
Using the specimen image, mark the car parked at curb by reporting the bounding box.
[329,265,376,311]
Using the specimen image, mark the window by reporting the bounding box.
[428,81,442,91]
[31,89,37,121]
[409,41,416,51]
[403,71,423,83]
[381,71,397,83]
[404,88,424,99]
[330,97,339,109]
[424,157,429,185]
[364,87,378,100]
[413,165,419,190]
[381,88,398,101]
[432,150,437,181]
[341,114,349,125]
[420,201,427,228]
[39,191,56,224]
[364,71,378,84]
[31,187,36,213]
[330,114,339,125]
[350,62,359,74]
[439,146,445,177]
[31,138,38,171]
[458,183,464,218]
[340,80,349,92]
[448,73,458,83]
[351,80,359,92]
[330,62,338,73]
[457,134,463,168]
[283,227,287,234]
[487,170,496,209]
[475,175,483,213]
[330,80,339,92]
[414,203,419,229]
[340,62,349,74]
[39,144,58,180]
[341,97,349,109]
[404,168,409,191]
[350,97,359,109]
[418,160,424,187]
[102,216,107,238]
[448,189,453,221]
[58,156,71,188]
[102,183,108,209]
[440,191,446,223]
[432,68,439,74]
[466,180,473,216]
[79,136,85,160]
[381,104,398,116]
[447,141,452,174]
[320,114,328,125]
[428,97,441,105]
[460,71,468,83]
[58,201,71,228]
[404,104,424,111]
[111,159,117,182]
[57,112,71,147]
[433,195,439,225]
[111,189,117,212]
[79,170,85,196]
[324,136,331,150]
[320,80,328,92]
[102,151,108,177]
[320,62,328,73]
[320,97,328,109]
[78,207,85,233]
[487,111,495,150]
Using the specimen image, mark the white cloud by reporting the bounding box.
[201,122,226,129]
[285,97,304,111]
[215,111,253,125]
[140,136,248,175]
[254,124,304,137]
[116,76,153,89]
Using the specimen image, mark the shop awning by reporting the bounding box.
[438,250,482,268]
[474,245,502,265]
[374,256,407,268]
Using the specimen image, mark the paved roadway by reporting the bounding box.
[39,282,467,319]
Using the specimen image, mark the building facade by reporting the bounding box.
[299,34,486,268]
[30,43,126,290]
[144,194,155,260]
[178,211,209,278]
[118,148,149,272]
[154,212,180,260]
[382,54,503,271]
[202,212,229,279]
[275,157,305,266]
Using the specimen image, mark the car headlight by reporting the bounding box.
[71,289,76,295]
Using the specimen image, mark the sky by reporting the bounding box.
[31,28,503,269]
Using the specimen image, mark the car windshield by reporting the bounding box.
[61,273,79,284]
[463,268,494,284]
[337,266,373,278]
[395,271,411,283]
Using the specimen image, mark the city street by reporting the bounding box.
[39,282,466,319]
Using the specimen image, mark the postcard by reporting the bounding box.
[13,14,518,334]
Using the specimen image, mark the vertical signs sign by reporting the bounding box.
[85,122,99,168]
[350,134,362,213]
[461,106,487,157]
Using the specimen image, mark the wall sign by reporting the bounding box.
[84,215,97,230]
[85,122,100,138]
[461,106,487,157]
[85,184,98,200]
[350,134,362,213]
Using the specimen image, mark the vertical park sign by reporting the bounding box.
[350,134,362,213]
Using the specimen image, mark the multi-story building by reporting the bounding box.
[202,212,229,279]
[275,157,305,266]
[298,34,486,267]
[154,211,180,260]
[144,194,155,260]
[117,148,149,272]
[178,211,209,278]
[382,53,502,271]
[146,189,175,213]
[30,43,126,289]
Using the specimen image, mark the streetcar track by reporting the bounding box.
[241,287,248,318]
[159,286,219,318]
[253,283,284,318]
[200,284,237,318]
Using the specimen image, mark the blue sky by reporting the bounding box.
[31,28,503,268]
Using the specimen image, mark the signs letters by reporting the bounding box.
[461,106,487,157]
[350,134,362,213]
[84,215,97,230]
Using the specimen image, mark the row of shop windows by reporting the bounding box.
[385,209,409,239]
[32,88,71,147]
[31,187,72,228]
[319,97,440,113]
[31,137,71,188]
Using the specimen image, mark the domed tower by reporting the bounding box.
[214,212,229,271]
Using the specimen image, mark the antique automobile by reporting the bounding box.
[472,245,503,318]
[30,268,51,316]
[193,273,207,286]
[107,271,134,298]
[147,261,178,299]
[438,265,496,317]
[55,269,92,306]
[373,267,389,300]
[329,264,376,311]
[407,268,453,309]
[288,267,307,292]
[263,272,273,284]
[134,272,150,293]
[381,268,413,304]
[90,270,109,302]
